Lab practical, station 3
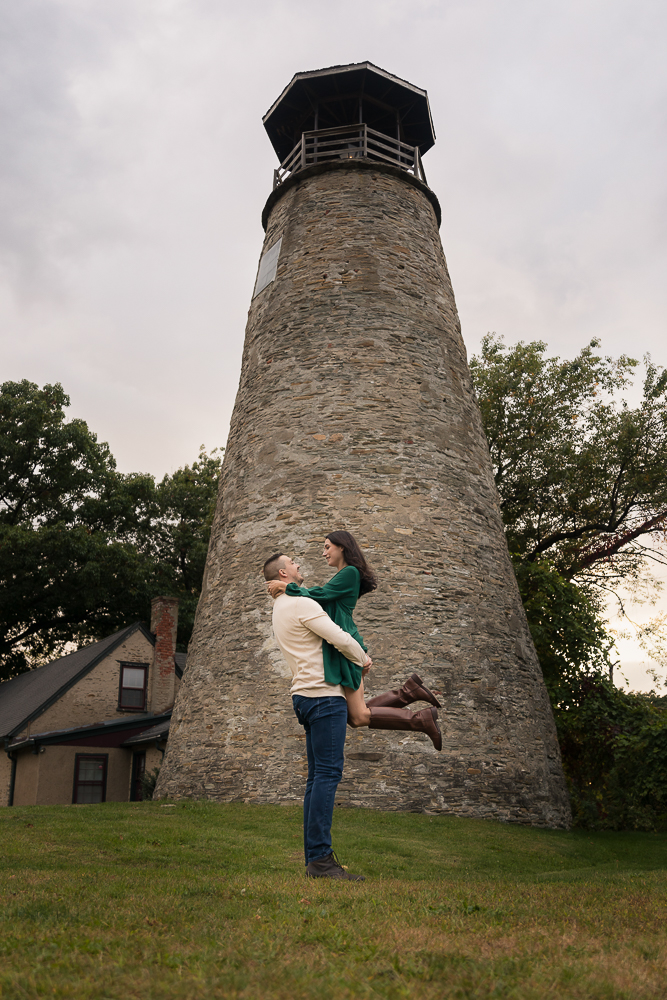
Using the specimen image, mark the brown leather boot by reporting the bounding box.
[366,672,441,709]
[368,705,442,751]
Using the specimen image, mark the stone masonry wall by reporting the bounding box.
[156,161,572,828]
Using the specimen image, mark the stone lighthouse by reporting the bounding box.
[156,62,571,828]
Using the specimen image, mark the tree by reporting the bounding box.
[0,380,221,680]
[512,558,613,702]
[470,335,667,583]
[470,338,667,829]
[142,447,223,651]
[470,336,667,681]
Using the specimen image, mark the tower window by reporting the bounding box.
[253,237,282,297]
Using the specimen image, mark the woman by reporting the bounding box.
[267,530,442,749]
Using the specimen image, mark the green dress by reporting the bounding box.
[285,565,367,690]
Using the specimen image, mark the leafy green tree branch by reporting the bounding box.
[0,380,222,680]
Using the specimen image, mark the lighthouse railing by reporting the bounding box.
[273,124,428,189]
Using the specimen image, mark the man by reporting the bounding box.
[263,551,369,881]
[264,551,442,881]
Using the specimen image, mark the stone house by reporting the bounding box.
[0,597,183,807]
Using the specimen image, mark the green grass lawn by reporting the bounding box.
[1,802,666,999]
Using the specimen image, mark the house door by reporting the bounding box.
[130,752,146,801]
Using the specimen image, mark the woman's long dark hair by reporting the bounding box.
[326,530,378,596]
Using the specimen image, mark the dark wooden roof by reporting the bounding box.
[263,61,436,162]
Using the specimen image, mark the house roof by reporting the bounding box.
[121,717,171,746]
[8,711,172,751]
[0,623,154,741]
[263,61,436,162]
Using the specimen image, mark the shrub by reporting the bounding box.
[555,676,667,830]
[140,766,161,801]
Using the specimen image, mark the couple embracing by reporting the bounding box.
[263,530,442,882]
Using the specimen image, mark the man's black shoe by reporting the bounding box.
[305,852,365,881]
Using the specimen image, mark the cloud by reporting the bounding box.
[0,0,665,476]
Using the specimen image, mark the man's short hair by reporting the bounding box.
[263,552,286,581]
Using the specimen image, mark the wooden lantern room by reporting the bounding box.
[263,62,436,189]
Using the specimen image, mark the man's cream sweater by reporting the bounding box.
[271,593,366,698]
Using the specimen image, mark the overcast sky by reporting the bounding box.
[2,0,666,685]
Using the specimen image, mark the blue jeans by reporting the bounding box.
[292,695,347,864]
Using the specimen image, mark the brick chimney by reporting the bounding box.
[149,596,179,715]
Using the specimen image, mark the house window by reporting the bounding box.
[118,663,148,711]
[130,752,146,802]
[72,754,107,804]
